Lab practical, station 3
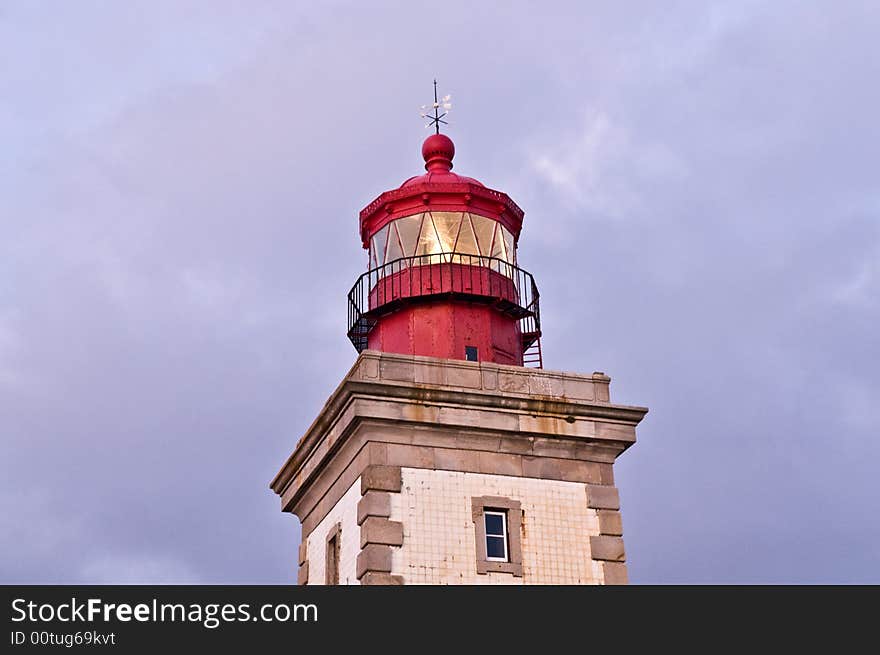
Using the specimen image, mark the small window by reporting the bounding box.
[325,524,341,585]
[465,346,478,362]
[484,510,509,562]
[471,496,523,577]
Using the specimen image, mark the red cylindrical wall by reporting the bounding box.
[367,301,522,366]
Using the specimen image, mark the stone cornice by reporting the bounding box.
[270,352,648,499]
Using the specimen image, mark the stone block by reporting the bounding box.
[521,456,561,480]
[498,435,533,455]
[433,447,481,472]
[361,356,379,379]
[557,459,602,483]
[385,443,434,468]
[477,451,522,476]
[414,361,446,385]
[360,517,404,548]
[593,373,611,401]
[359,572,404,585]
[481,367,498,390]
[498,371,529,393]
[563,378,595,400]
[356,544,393,578]
[586,484,620,510]
[528,374,564,396]
[596,422,636,442]
[590,535,626,562]
[603,562,628,585]
[357,491,392,525]
[379,358,414,382]
[598,510,623,536]
[360,466,402,494]
[446,365,482,389]
[437,406,518,431]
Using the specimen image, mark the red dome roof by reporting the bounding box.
[400,134,484,188]
[359,133,523,246]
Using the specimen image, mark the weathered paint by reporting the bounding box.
[366,301,522,366]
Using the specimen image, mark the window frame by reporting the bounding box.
[483,510,509,562]
[325,523,341,585]
[471,496,523,577]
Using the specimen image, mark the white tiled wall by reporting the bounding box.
[305,478,361,585]
[391,468,602,584]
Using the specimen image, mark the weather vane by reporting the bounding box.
[420,80,452,134]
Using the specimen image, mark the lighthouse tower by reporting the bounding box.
[271,104,648,585]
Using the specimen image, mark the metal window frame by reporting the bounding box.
[483,510,509,562]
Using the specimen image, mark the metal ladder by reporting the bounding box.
[521,332,543,368]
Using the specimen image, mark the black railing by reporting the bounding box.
[347,253,541,354]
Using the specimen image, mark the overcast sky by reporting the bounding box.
[2,1,878,584]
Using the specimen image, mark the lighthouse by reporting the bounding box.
[270,94,648,584]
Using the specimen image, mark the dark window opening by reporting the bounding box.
[465,346,479,362]
[326,525,340,585]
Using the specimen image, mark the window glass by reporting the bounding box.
[489,222,506,261]
[371,225,388,268]
[465,346,478,362]
[384,222,404,264]
[486,536,506,559]
[470,214,496,256]
[396,213,423,257]
[430,212,462,256]
[415,214,442,260]
[455,214,481,261]
[378,213,515,269]
[484,510,508,562]
[502,227,516,265]
[485,512,504,535]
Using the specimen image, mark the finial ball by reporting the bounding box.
[422,134,455,172]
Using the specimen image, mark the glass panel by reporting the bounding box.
[395,213,423,258]
[430,212,463,256]
[486,536,507,560]
[384,222,404,264]
[455,214,481,259]
[415,213,442,262]
[371,225,389,268]
[502,226,516,265]
[489,222,506,261]
[484,513,504,536]
[470,214,496,256]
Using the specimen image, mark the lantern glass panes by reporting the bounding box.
[370,212,517,277]
[430,212,462,261]
[502,226,516,266]
[384,222,404,266]
[455,214,480,264]
[470,214,496,260]
[395,213,423,258]
[371,224,388,268]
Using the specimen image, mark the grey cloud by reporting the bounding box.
[1,1,878,583]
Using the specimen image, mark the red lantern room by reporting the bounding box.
[346,92,542,367]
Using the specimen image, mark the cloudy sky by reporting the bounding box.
[2,1,878,584]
